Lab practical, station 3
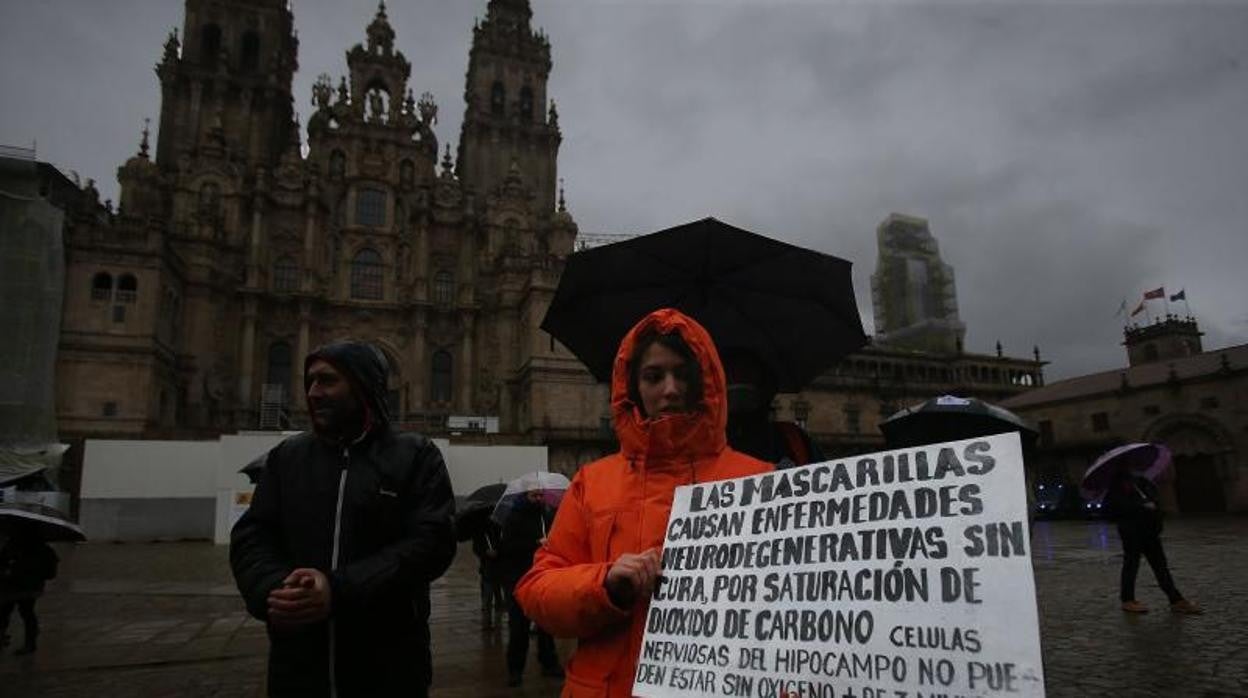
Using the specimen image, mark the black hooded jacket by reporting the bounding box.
[230,341,456,697]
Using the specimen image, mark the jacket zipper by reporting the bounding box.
[328,445,349,698]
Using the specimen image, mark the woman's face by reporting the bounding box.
[637,341,693,418]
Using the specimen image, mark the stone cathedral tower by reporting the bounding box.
[456,0,562,213]
[55,0,609,473]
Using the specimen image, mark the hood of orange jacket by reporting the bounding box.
[611,307,727,464]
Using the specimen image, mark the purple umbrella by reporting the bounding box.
[1081,443,1172,501]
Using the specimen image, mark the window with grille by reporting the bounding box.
[116,274,137,303]
[845,406,861,434]
[350,248,384,300]
[432,350,452,403]
[356,188,386,227]
[433,270,454,307]
[91,272,113,301]
[273,256,298,293]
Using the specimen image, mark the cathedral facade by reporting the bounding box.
[51,0,1044,480]
[56,0,611,471]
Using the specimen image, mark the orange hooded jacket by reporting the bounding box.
[515,308,773,697]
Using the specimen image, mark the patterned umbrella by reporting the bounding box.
[1080,443,1172,501]
[490,471,570,528]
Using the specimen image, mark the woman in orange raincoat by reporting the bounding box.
[515,308,773,696]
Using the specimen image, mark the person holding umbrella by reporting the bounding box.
[498,488,563,686]
[1093,446,1202,615]
[514,308,773,696]
[0,529,58,655]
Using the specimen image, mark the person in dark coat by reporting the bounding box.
[722,348,825,469]
[230,341,457,697]
[472,520,504,629]
[498,490,562,686]
[0,532,58,655]
[1105,471,1202,614]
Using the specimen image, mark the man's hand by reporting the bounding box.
[603,548,661,608]
[267,568,332,629]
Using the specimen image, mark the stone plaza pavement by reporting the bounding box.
[1,518,1245,697]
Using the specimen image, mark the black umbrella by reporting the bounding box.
[240,452,267,485]
[454,482,507,542]
[0,502,86,542]
[542,217,868,392]
[879,395,1038,449]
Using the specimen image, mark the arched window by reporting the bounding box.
[433,270,454,307]
[273,256,298,293]
[350,248,384,300]
[240,31,260,72]
[116,274,138,303]
[91,272,113,301]
[431,350,452,403]
[519,86,534,121]
[356,187,386,227]
[490,81,505,116]
[266,341,293,398]
[399,159,414,190]
[201,24,222,68]
[329,150,346,180]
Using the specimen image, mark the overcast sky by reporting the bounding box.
[2,0,1246,380]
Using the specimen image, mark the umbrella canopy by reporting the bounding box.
[542,217,868,392]
[0,501,86,542]
[239,452,267,485]
[879,395,1038,449]
[0,444,67,488]
[490,471,571,526]
[455,483,508,542]
[1081,443,1172,501]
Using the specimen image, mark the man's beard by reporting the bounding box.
[310,399,364,438]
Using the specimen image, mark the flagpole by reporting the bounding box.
[1184,296,1192,318]
[1163,288,1171,317]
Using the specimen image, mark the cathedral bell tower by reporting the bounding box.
[154,0,298,172]
[456,0,561,213]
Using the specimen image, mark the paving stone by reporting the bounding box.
[0,518,1244,696]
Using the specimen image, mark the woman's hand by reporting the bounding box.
[603,548,661,608]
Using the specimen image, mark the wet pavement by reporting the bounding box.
[1,517,1245,697]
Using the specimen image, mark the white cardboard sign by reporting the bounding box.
[633,433,1044,698]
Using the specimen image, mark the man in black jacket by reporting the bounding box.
[231,341,456,697]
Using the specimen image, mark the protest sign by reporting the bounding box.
[633,432,1044,698]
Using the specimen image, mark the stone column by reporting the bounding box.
[411,308,426,407]
[247,181,266,287]
[294,300,312,424]
[238,296,258,420]
[460,312,475,410]
[302,196,318,292]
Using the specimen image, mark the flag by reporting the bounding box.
[1170,289,1186,302]
[1143,287,1165,300]
[1114,299,1128,318]
[1130,300,1146,317]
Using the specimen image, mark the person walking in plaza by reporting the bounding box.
[499,490,562,686]
[515,308,773,696]
[0,531,58,656]
[1107,470,1202,615]
[230,341,457,697]
[721,347,825,469]
[472,520,504,630]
